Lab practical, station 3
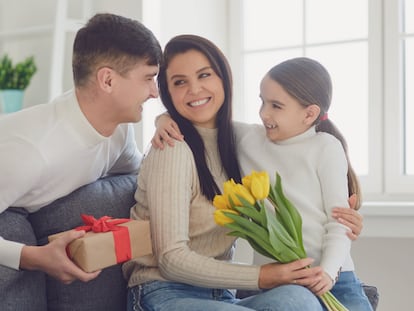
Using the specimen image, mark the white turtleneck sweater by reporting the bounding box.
[234,122,354,281]
[123,126,261,290]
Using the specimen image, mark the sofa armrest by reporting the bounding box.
[29,173,137,311]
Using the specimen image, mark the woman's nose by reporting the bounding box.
[188,81,202,95]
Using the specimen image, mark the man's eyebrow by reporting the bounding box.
[146,71,158,78]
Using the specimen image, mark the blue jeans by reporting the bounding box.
[127,281,323,311]
[323,271,373,311]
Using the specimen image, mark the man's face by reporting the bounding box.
[110,61,159,123]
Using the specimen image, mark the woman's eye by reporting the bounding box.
[173,79,185,86]
[199,72,211,79]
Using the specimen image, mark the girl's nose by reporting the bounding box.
[259,104,270,120]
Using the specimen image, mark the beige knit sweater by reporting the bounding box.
[123,127,260,290]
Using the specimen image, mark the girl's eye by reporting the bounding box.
[271,102,281,109]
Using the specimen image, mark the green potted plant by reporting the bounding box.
[0,54,37,113]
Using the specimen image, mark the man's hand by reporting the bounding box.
[151,113,184,149]
[20,230,101,284]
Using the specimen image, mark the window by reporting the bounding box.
[230,0,414,201]
[403,0,414,174]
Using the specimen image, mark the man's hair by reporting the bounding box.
[72,13,162,87]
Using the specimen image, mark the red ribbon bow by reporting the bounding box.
[75,214,132,264]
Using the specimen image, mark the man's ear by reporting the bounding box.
[96,67,113,93]
[304,104,321,125]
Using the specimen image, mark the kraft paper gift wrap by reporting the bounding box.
[48,215,152,272]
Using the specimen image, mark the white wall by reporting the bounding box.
[0,0,144,110]
[351,237,413,311]
[0,0,56,108]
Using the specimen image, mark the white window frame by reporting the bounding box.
[384,0,414,195]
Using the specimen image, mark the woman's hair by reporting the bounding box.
[72,13,162,87]
[157,34,242,200]
[267,57,361,209]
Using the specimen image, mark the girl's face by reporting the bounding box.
[259,74,319,142]
[166,49,225,128]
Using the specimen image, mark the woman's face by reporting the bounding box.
[259,74,315,142]
[165,49,225,128]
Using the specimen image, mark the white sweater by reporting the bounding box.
[234,122,354,280]
[0,89,142,269]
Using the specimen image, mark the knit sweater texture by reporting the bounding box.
[123,126,260,290]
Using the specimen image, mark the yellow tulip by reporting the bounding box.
[242,171,270,200]
[223,179,255,206]
[242,174,252,190]
[213,194,230,210]
[223,179,237,196]
[213,209,239,226]
[250,171,270,200]
[233,184,255,205]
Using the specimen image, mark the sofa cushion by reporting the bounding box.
[29,174,137,311]
[0,208,47,311]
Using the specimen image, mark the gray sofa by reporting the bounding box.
[0,174,136,311]
[29,174,137,311]
[1,173,378,310]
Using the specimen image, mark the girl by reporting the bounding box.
[234,57,372,311]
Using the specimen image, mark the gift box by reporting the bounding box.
[48,214,152,272]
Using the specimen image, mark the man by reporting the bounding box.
[0,13,162,310]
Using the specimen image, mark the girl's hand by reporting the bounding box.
[307,272,334,296]
[332,194,363,240]
[151,113,184,149]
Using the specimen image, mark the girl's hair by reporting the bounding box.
[157,34,242,200]
[267,57,361,209]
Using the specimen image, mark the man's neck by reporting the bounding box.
[75,88,118,137]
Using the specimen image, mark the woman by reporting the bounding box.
[123,35,358,311]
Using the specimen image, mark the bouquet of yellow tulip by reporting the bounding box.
[213,171,349,311]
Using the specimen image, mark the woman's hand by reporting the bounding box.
[258,258,324,289]
[151,113,184,149]
[332,194,363,240]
